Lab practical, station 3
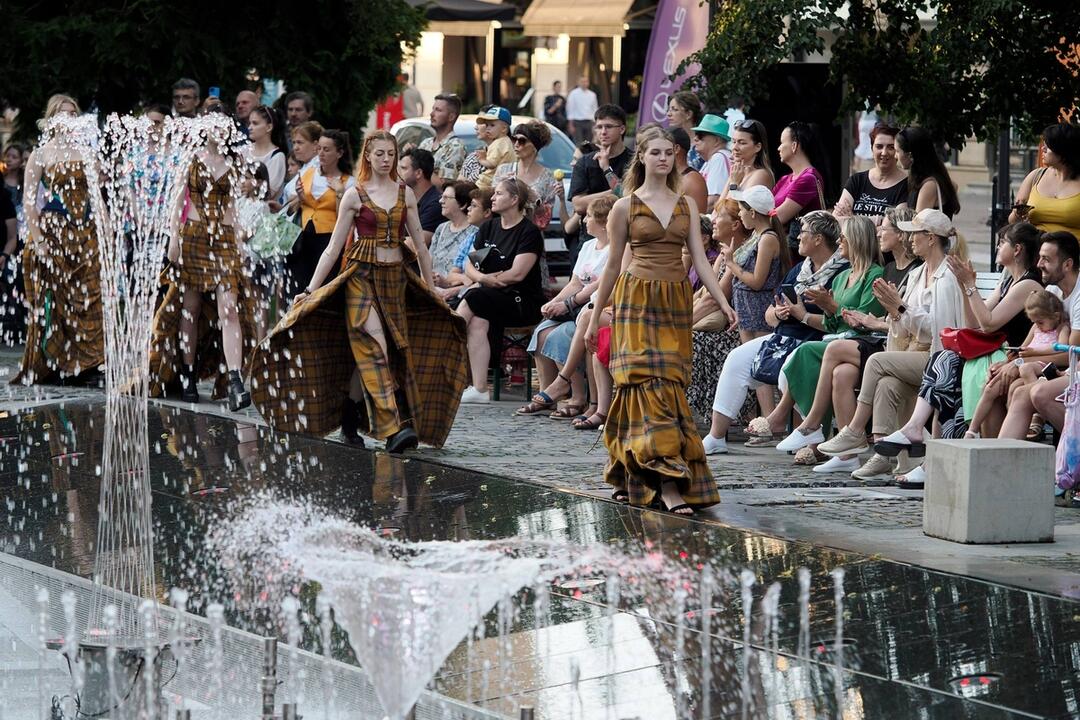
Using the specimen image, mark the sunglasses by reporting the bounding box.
[733,119,757,131]
[511,135,530,145]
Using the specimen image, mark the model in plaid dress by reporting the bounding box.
[585,129,736,514]
[16,157,104,384]
[250,131,467,453]
[150,146,254,410]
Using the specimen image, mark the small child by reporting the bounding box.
[474,105,514,191]
[965,290,1070,437]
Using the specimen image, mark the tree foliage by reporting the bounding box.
[683,0,1080,147]
[0,0,426,141]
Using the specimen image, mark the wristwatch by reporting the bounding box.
[897,304,907,315]
[963,285,977,296]
[728,183,739,191]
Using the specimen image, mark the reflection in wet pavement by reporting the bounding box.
[2,399,1080,718]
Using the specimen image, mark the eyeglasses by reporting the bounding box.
[594,123,623,132]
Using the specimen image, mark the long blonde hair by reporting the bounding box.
[356,130,399,185]
[38,94,80,129]
[842,215,883,278]
[622,127,680,196]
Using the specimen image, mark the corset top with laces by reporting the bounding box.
[40,161,92,220]
[347,183,408,263]
[625,193,691,282]
[186,158,232,223]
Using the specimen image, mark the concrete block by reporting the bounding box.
[923,439,1055,544]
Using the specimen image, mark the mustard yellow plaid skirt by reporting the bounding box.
[249,259,468,447]
[148,264,259,400]
[178,219,243,294]
[604,272,719,508]
[15,215,104,384]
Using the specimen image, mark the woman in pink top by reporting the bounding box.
[773,122,826,256]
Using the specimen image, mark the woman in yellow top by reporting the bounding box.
[1010,123,1080,238]
[585,128,735,515]
[250,131,468,454]
[286,129,356,299]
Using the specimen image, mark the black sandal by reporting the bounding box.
[659,500,694,516]
[611,489,629,504]
[572,413,607,430]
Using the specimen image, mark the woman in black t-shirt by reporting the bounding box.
[458,177,545,403]
[835,122,908,221]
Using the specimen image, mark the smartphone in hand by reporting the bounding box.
[779,284,798,304]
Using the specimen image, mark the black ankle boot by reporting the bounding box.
[180,364,199,403]
[340,398,366,447]
[227,370,251,411]
[385,427,418,454]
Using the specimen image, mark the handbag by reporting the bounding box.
[750,332,804,385]
[1056,348,1080,491]
[691,286,729,332]
[469,245,495,271]
[939,327,1006,360]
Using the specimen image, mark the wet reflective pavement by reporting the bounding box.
[3,400,1080,718]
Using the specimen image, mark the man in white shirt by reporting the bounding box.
[1001,231,1080,445]
[690,114,732,208]
[566,76,599,144]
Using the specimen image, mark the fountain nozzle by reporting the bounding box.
[261,636,278,719]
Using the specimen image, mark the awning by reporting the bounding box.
[405,0,517,22]
[521,0,635,37]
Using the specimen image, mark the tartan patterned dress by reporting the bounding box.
[604,194,720,508]
[148,158,258,399]
[15,161,104,384]
[249,183,468,446]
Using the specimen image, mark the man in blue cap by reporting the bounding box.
[475,105,514,190]
[691,114,732,208]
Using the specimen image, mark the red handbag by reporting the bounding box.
[940,327,1006,360]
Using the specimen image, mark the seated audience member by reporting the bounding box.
[810,209,964,486]
[703,211,848,455]
[965,290,1069,437]
[458,179,545,403]
[996,231,1080,446]
[517,196,613,417]
[769,216,886,473]
[686,199,748,422]
[430,180,479,301]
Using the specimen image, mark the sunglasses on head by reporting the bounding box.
[733,119,756,130]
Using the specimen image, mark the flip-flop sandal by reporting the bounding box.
[572,413,607,430]
[515,391,556,416]
[874,430,926,458]
[550,404,587,420]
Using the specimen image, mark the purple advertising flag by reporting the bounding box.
[637,0,710,126]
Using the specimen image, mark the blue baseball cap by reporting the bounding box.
[478,106,512,125]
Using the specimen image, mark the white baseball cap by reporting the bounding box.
[897,208,954,237]
[730,185,776,215]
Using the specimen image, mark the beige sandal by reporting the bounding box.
[793,446,827,466]
[746,417,774,438]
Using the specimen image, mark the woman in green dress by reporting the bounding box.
[770,216,885,470]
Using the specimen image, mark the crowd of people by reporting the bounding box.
[2,78,1079,515]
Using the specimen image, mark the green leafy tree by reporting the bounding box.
[683,0,1080,147]
[0,0,426,140]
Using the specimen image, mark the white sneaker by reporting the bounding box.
[702,434,728,455]
[460,386,490,404]
[812,456,861,473]
[776,426,825,453]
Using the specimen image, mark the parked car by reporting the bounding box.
[390,115,576,279]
